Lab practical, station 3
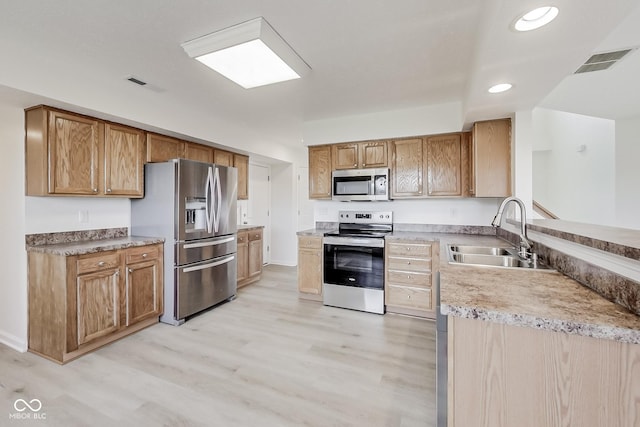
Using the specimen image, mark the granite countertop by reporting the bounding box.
[435,233,640,344]
[238,224,264,231]
[296,228,334,237]
[27,236,165,256]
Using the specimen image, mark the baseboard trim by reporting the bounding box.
[0,330,27,353]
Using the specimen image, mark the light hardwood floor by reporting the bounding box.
[1,265,435,427]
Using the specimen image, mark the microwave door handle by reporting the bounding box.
[182,255,235,273]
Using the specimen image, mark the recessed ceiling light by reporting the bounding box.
[513,6,559,32]
[488,83,512,93]
[181,17,310,89]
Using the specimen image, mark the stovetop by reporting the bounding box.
[325,210,393,238]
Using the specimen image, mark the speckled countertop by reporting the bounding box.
[238,224,264,231]
[27,236,164,256]
[298,228,640,344]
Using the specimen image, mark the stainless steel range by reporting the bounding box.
[323,211,392,314]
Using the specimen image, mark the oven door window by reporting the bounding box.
[323,243,384,290]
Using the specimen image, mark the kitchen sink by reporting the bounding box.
[447,244,554,271]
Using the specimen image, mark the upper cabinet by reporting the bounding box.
[234,154,249,200]
[471,118,512,197]
[25,106,143,197]
[309,145,332,199]
[389,138,424,198]
[425,133,468,197]
[183,142,213,163]
[146,133,183,163]
[214,149,233,167]
[332,141,387,170]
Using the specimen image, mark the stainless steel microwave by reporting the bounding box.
[332,168,389,201]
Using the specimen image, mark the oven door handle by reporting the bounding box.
[182,255,235,273]
[323,236,385,248]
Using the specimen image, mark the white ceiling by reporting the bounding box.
[1,0,639,156]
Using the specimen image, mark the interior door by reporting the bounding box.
[248,163,271,264]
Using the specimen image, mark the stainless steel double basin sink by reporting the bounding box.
[447,244,554,271]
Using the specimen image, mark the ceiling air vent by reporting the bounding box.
[124,75,165,93]
[574,48,634,74]
[127,76,147,86]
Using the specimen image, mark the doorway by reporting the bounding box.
[248,163,271,264]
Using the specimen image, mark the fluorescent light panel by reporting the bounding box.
[181,17,310,89]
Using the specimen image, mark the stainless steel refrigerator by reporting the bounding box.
[131,158,237,325]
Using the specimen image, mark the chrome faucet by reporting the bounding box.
[491,196,533,259]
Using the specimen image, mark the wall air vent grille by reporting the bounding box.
[574,48,634,74]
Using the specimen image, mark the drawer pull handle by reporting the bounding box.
[142,253,148,258]
[407,275,411,279]
[97,261,105,267]
[406,261,411,265]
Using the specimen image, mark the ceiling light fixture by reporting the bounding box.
[513,6,559,32]
[181,17,310,89]
[488,83,513,93]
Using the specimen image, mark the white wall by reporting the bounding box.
[532,108,616,226]
[615,116,640,229]
[0,103,28,351]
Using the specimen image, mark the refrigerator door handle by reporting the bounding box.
[182,255,235,273]
[213,167,222,233]
[205,166,214,234]
[183,236,235,249]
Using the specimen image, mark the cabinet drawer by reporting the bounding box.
[387,242,432,257]
[386,285,432,310]
[387,256,432,273]
[125,245,160,264]
[237,231,248,244]
[248,229,263,241]
[77,252,120,274]
[298,236,323,250]
[387,270,432,287]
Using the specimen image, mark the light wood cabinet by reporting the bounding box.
[389,138,424,198]
[234,154,249,200]
[297,235,323,300]
[25,106,144,197]
[471,118,512,197]
[146,133,184,163]
[425,133,468,197]
[104,123,145,196]
[308,145,332,199]
[183,142,213,163]
[214,149,233,167]
[449,316,640,427]
[385,239,438,318]
[27,243,163,364]
[237,227,263,288]
[332,141,387,170]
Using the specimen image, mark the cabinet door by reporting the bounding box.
[298,249,322,295]
[308,145,332,199]
[48,110,102,195]
[77,267,120,345]
[332,143,359,170]
[126,259,161,325]
[146,133,183,163]
[248,239,263,279]
[360,141,387,168]
[237,232,249,283]
[472,119,511,197]
[390,138,423,198]
[234,154,249,200]
[425,134,463,197]
[104,123,145,197]
[183,143,213,163]
[214,149,233,167]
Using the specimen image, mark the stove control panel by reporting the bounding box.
[338,211,393,224]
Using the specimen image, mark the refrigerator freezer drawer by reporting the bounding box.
[175,254,237,320]
[177,235,237,266]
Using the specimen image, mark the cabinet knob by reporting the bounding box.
[353,163,357,167]
[93,188,98,192]
[106,188,112,193]
[406,261,411,265]
[142,253,148,258]
[407,275,411,279]
[407,295,411,299]
[128,268,133,273]
[97,261,105,267]
[363,163,366,167]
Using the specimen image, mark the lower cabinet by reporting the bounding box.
[237,227,263,288]
[28,243,163,364]
[385,238,439,318]
[297,235,323,300]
